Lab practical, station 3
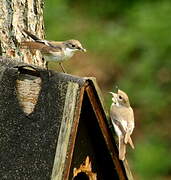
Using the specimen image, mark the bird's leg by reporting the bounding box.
[59,62,66,73]
[45,61,52,77]
[45,61,49,70]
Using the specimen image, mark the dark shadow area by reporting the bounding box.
[73,172,90,180]
[69,91,119,180]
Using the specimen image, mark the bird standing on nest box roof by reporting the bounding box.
[109,89,135,161]
[21,29,86,73]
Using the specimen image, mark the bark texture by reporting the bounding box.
[0,0,45,67]
[16,73,42,114]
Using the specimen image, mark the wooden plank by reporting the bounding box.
[62,83,86,180]
[51,82,80,180]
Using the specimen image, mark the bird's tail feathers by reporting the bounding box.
[20,41,35,49]
[20,41,29,48]
[125,133,134,149]
[128,137,134,149]
[20,41,44,51]
[23,29,40,41]
[119,137,126,161]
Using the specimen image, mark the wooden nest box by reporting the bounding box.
[0,57,133,180]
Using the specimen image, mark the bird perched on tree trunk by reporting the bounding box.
[21,29,86,73]
[110,89,135,161]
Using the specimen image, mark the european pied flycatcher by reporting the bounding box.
[21,29,86,73]
[110,89,135,161]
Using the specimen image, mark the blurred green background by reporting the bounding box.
[44,0,171,179]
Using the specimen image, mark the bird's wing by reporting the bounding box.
[110,106,134,148]
[20,41,62,54]
[124,107,134,144]
[112,118,126,136]
[23,29,40,41]
[110,105,127,135]
[36,40,62,49]
[23,29,63,49]
[111,115,135,149]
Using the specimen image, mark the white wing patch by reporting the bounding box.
[120,120,128,132]
[113,123,122,137]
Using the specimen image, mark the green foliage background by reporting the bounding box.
[44,0,171,179]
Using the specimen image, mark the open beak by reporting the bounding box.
[109,92,117,103]
[109,92,115,96]
[109,92,117,97]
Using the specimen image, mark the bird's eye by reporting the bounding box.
[118,95,122,100]
[71,44,75,47]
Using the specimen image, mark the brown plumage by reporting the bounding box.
[110,89,135,161]
[20,29,86,72]
[20,41,62,55]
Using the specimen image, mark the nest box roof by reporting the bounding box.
[0,57,133,180]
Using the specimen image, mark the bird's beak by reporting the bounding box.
[109,92,116,96]
[109,92,117,102]
[81,48,86,52]
[79,47,86,52]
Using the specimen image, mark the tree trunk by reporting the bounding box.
[0,0,45,67]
